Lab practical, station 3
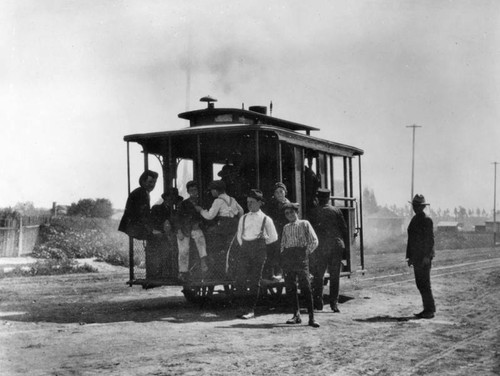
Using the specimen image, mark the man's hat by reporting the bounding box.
[208,180,226,191]
[162,187,182,201]
[409,194,430,206]
[247,189,265,202]
[217,165,235,178]
[282,202,300,212]
[274,182,287,193]
[317,188,331,199]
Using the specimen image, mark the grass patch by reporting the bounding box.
[1,258,98,278]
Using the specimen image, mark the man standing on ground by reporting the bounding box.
[235,189,278,319]
[309,188,348,313]
[281,202,320,328]
[406,194,436,319]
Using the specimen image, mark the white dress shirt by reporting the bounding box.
[237,210,278,246]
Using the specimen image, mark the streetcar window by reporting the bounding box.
[333,157,345,197]
[213,163,224,180]
[177,159,194,198]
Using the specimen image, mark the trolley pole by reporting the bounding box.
[493,162,498,247]
[406,124,422,201]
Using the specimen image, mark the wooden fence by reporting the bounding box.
[0,216,51,257]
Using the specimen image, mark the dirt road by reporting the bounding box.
[1,249,499,375]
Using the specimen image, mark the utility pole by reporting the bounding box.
[406,124,422,201]
[493,162,498,247]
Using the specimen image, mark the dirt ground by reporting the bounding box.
[1,250,499,376]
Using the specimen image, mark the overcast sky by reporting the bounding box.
[1,0,499,213]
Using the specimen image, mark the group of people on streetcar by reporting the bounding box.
[119,169,349,328]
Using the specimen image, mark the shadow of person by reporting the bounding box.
[354,315,418,323]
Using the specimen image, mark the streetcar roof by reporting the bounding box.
[178,107,320,133]
[124,123,364,157]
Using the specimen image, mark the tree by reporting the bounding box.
[92,198,113,218]
[363,187,379,214]
[67,198,113,218]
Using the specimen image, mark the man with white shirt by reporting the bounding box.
[235,189,278,319]
[195,180,243,278]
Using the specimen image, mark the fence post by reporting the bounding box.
[18,216,23,257]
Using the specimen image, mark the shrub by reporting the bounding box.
[32,217,130,266]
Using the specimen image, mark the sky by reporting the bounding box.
[1,0,499,213]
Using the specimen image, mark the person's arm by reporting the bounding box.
[236,215,245,246]
[236,202,244,217]
[200,199,222,220]
[264,216,278,245]
[305,221,319,254]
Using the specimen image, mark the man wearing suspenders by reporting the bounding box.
[235,189,278,319]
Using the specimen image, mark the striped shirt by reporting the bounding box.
[280,219,319,254]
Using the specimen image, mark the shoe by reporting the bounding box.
[331,303,340,313]
[238,311,255,320]
[286,315,302,324]
[308,319,320,328]
[414,311,434,319]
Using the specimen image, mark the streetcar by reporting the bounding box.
[123,96,365,303]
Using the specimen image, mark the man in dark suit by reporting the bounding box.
[309,188,348,313]
[406,194,436,319]
[118,170,160,240]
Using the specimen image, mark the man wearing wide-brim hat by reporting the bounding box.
[406,194,436,319]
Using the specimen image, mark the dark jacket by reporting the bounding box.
[118,186,153,240]
[406,212,435,263]
[151,203,177,233]
[309,204,348,248]
[176,198,203,236]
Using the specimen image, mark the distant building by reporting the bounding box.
[436,221,462,233]
[474,225,486,233]
[485,221,500,233]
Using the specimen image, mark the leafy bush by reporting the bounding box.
[67,198,113,218]
[32,217,130,266]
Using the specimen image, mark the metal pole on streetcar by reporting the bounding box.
[406,124,422,201]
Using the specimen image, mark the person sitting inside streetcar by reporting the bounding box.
[176,181,208,282]
[195,180,243,278]
[148,188,183,280]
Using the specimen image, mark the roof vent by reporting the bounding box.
[249,105,267,115]
[200,95,217,109]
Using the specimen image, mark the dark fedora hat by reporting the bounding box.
[247,189,265,202]
[409,194,430,206]
[317,188,331,199]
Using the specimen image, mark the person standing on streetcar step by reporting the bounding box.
[176,181,209,282]
[406,194,436,319]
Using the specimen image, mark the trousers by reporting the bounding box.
[177,229,207,273]
[235,238,267,307]
[311,240,343,305]
[414,261,436,313]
